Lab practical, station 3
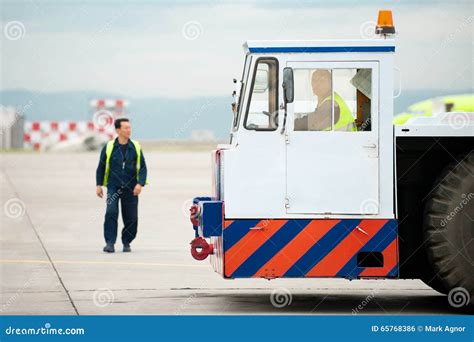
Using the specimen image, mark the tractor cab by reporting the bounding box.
[223,38,396,219]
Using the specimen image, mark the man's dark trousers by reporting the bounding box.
[96,138,147,246]
[104,186,138,245]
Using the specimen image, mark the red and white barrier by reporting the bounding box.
[24,98,128,151]
[24,120,115,151]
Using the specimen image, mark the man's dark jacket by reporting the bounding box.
[96,138,147,190]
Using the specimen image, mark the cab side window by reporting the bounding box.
[244,58,279,131]
[293,68,372,132]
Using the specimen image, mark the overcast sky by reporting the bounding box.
[1,0,472,98]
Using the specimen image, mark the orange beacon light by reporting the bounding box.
[376,10,396,35]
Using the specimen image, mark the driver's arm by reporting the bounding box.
[308,101,332,130]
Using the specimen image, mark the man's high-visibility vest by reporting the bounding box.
[320,93,357,131]
[103,139,148,186]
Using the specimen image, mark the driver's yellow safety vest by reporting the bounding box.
[320,93,357,131]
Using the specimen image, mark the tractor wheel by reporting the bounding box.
[420,271,447,295]
[423,153,474,305]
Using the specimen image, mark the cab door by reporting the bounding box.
[223,57,286,218]
[286,61,379,215]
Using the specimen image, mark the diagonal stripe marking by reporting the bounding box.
[223,219,261,251]
[225,220,288,277]
[306,220,388,277]
[254,220,339,278]
[230,220,312,278]
[336,220,398,278]
[284,219,361,277]
[359,238,398,277]
[387,264,399,278]
[223,220,234,230]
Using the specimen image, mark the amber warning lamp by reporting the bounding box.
[375,10,396,35]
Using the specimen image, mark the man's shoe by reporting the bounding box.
[103,243,115,253]
[123,244,131,253]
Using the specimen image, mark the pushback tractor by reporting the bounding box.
[188,10,474,303]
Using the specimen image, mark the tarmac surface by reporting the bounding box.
[0,151,468,315]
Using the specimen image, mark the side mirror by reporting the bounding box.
[282,67,294,104]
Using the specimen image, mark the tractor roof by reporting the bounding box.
[243,39,395,54]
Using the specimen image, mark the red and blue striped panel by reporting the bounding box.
[223,219,398,279]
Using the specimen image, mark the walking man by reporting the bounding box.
[96,118,148,253]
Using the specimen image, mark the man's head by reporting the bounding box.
[114,118,131,139]
[311,69,331,97]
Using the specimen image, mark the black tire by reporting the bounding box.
[423,153,474,304]
[421,271,447,295]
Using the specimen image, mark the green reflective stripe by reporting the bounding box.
[130,140,149,185]
[333,93,356,131]
[132,140,141,174]
[320,93,356,131]
[102,139,148,186]
[103,140,115,186]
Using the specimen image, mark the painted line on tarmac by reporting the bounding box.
[0,259,209,268]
